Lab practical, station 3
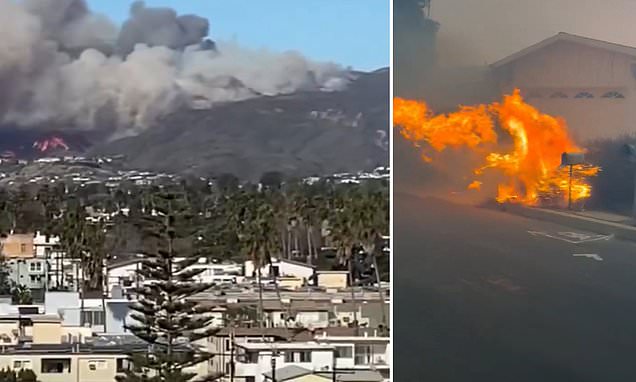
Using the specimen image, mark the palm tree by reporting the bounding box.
[83,219,111,331]
[328,187,360,330]
[57,201,87,318]
[351,186,389,330]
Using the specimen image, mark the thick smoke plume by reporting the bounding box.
[0,0,350,137]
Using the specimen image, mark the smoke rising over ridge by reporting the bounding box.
[0,0,350,137]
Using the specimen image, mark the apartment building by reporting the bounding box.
[206,327,388,382]
[234,340,335,382]
[0,234,34,259]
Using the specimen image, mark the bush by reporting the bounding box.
[585,135,636,213]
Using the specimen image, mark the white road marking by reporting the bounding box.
[527,231,613,243]
[572,253,603,261]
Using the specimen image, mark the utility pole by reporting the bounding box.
[568,164,573,210]
[270,348,280,382]
[271,355,276,382]
[229,329,235,382]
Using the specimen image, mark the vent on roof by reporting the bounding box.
[575,91,594,99]
[602,91,625,99]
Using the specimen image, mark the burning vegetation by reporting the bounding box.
[393,89,600,206]
[33,137,70,153]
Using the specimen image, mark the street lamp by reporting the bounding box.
[561,152,585,210]
[270,348,280,382]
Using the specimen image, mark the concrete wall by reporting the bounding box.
[497,40,636,141]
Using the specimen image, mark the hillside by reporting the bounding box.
[89,68,389,180]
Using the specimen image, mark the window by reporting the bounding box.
[285,351,312,363]
[29,262,42,272]
[225,339,231,351]
[602,91,625,99]
[574,91,594,99]
[335,346,353,358]
[550,91,568,98]
[41,358,71,373]
[116,358,132,373]
[243,352,258,363]
[354,345,372,365]
[80,311,104,326]
[13,360,32,370]
[20,244,26,253]
[88,360,107,371]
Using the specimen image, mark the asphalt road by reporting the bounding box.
[395,192,636,381]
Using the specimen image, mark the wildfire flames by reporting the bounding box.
[394,89,600,206]
[33,137,70,152]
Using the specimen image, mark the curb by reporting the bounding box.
[502,203,636,242]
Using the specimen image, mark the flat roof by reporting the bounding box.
[236,341,334,351]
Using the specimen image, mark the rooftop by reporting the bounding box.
[236,340,334,351]
[492,32,636,68]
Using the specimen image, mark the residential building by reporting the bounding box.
[6,257,48,290]
[492,32,636,141]
[208,327,389,382]
[234,340,334,382]
[106,256,243,297]
[1,234,34,259]
[316,271,349,289]
[244,258,316,284]
[315,329,390,381]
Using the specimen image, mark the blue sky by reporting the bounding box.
[88,0,389,71]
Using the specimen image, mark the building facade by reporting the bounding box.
[492,32,636,142]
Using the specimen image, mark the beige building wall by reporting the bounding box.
[1,234,34,258]
[316,272,348,289]
[279,277,304,290]
[32,322,62,344]
[497,40,636,142]
[77,357,119,382]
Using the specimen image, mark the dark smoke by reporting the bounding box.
[117,1,210,55]
[0,0,350,137]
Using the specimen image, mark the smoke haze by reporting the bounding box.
[0,0,350,137]
[431,0,636,67]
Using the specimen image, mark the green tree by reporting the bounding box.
[117,192,220,382]
[11,285,33,305]
[17,369,38,382]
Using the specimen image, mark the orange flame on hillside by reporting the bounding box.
[393,89,600,205]
[33,137,70,152]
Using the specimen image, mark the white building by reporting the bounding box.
[315,329,390,380]
[234,340,334,382]
[244,258,315,284]
[106,256,243,296]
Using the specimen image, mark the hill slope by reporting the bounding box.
[90,68,389,180]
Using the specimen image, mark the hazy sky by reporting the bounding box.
[430,0,636,66]
[87,0,390,71]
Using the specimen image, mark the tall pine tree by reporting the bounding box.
[117,192,220,382]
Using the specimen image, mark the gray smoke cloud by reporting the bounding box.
[0,0,350,137]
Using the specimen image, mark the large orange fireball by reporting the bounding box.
[394,89,599,205]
